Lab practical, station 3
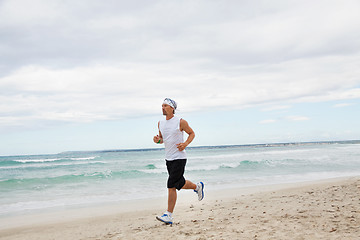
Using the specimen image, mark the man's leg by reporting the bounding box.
[182,180,196,190]
[167,187,177,213]
[168,180,196,213]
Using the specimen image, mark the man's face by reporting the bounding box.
[162,103,174,115]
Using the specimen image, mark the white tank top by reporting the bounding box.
[159,116,187,161]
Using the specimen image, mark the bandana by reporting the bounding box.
[163,98,177,110]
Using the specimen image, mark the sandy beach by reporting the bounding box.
[1,177,359,240]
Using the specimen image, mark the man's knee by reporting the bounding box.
[168,187,176,192]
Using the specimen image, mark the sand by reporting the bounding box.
[0,177,359,240]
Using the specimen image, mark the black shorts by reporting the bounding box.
[166,159,187,190]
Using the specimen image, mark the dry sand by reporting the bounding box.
[0,177,359,240]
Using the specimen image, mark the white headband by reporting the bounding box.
[163,98,177,110]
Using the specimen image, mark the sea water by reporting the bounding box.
[1,141,360,217]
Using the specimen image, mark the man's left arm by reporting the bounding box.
[177,119,195,151]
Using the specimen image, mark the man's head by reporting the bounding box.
[162,98,177,115]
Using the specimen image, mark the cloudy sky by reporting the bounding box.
[1,0,359,155]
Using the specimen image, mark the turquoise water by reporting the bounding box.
[1,141,360,216]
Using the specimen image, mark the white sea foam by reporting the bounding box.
[0,161,106,170]
[13,156,98,163]
[139,169,167,174]
[68,156,98,161]
[14,158,63,163]
[0,188,164,215]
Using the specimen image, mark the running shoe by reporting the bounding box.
[194,182,204,201]
[156,213,173,225]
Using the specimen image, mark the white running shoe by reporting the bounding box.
[156,213,173,225]
[194,182,204,201]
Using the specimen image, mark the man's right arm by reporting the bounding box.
[153,122,163,144]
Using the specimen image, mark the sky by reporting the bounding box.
[0,0,360,156]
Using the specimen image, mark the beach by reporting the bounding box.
[1,177,359,240]
[2,143,360,218]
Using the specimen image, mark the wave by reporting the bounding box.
[138,159,291,174]
[68,156,98,161]
[139,160,262,173]
[0,169,157,190]
[12,156,98,163]
[185,158,320,172]
[0,156,100,170]
[189,148,320,161]
[145,164,156,169]
[140,168,167,174]
[0,161,106,170]
[14,158,63,163]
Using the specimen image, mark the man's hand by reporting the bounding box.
[177,142,188,151]
[153,135,161,144]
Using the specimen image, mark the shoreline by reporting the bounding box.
[1,176,359,239]
[0,177,353,228]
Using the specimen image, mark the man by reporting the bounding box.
[153,98,204,225]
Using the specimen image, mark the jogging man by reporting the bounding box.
[153,98,204,225]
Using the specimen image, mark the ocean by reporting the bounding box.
[1,141,360,217]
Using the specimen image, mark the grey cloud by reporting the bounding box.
[1,0,359,71]
[1,0,360,132]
